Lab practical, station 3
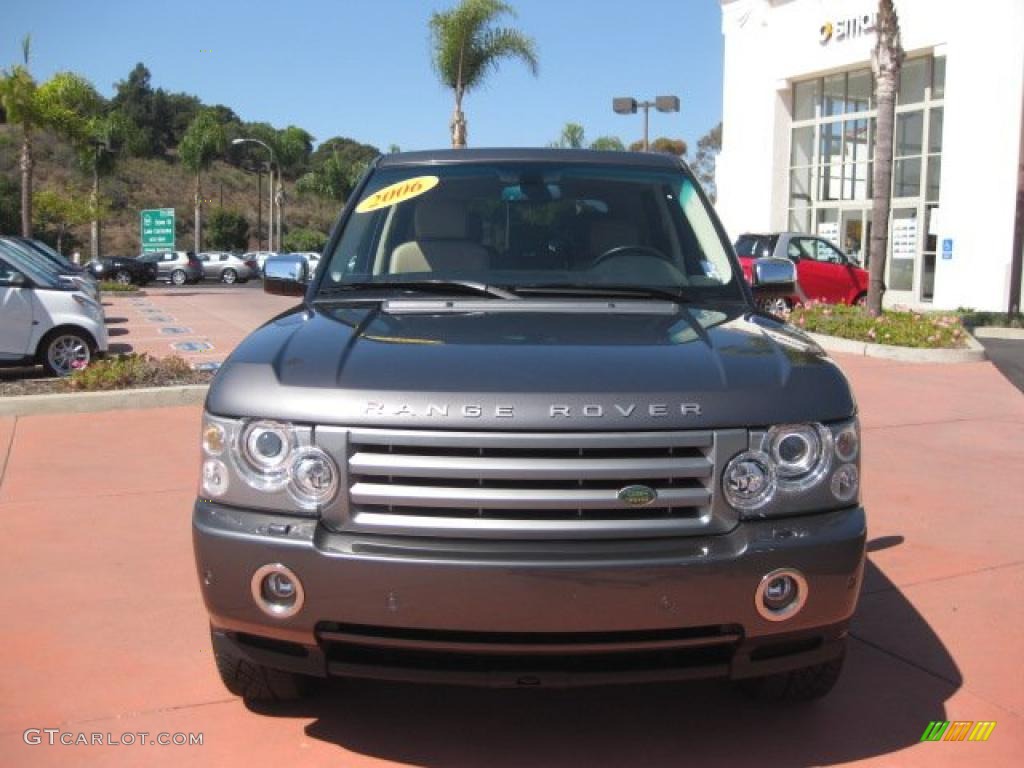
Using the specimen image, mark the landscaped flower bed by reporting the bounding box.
[63,353,212,391]
[784,303,969,349]
[98,281,141,292]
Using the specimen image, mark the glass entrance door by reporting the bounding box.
[840,209,865,267]
[888,207,919,297]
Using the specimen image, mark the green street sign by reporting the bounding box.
[140,208,175,253]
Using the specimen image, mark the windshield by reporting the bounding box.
[0,243,63,288]
[318,163,739,300]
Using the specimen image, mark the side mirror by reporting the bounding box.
[263,254,309,297]
[750,257,797,298]
[0,271,27,288]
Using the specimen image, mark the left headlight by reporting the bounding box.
[724,419,860,518]
[198,413,339,515]
[72,293,103,320]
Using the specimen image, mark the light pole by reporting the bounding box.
[613,95,680,151]
[232,138,276,251]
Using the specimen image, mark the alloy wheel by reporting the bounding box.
[171,270,186,285]
[46,334,91,376]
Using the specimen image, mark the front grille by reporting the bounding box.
[316,428,743,539]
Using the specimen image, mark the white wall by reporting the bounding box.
[718,0,1024,310]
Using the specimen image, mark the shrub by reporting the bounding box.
[282,226,328,253]
[959,311,1024,329]
[785,303,968,349]
[98,280,140,292]
[62,354,211,391]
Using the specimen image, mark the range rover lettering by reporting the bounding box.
[193,149,866,704]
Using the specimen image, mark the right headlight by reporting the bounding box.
[724,418,860,518]
[198,413,339,515]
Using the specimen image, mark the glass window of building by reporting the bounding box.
[788,54,944,301]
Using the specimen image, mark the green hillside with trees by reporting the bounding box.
[0,53,379,257]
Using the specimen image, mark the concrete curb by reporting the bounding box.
[0,384,208,417]
[971,326,1024,340]
[807,331,987,364]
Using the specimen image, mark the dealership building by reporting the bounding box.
[716,0,1024,311]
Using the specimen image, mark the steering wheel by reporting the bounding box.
[591,244,671,267]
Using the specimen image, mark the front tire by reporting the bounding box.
[171,269,187,286]
[221,268,237,284]
[40,330,93,377]
[737,642,846,703]
[212,631,314,702]
[114,270,132,285]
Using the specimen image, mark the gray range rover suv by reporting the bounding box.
[193,149,865,703]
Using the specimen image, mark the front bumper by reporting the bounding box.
[194,502,865,686]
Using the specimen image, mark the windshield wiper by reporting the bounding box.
[511,284,691,303]
[318,280,519,300]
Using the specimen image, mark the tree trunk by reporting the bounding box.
[451,89,467,149]
[194,172,202,253]
[867,0,904,316]
[20,131,33,237]
[90,164,101,260]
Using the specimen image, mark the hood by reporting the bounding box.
[207,301,856,430]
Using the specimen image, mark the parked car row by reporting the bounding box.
[734,232,870,313]
[1,238,107,376]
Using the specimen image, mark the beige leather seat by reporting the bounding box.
[391,200,489,275]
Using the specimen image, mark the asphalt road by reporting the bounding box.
[979,338,1024,393]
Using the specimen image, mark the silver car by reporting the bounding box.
[197,252,255,284]
[138,250,203,285]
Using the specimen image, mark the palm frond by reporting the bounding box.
[429,0,533,91]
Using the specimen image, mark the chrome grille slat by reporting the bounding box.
[350,483,712,510]
[349,453,712,480]
[346,429,714,450]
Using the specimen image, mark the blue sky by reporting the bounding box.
[1,0,723,153]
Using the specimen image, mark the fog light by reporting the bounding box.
[763,575,796,610]
[201,459,229,497]
[251,564,304,618]
[756,568,808,621]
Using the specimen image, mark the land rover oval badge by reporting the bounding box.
[618,485,658,506]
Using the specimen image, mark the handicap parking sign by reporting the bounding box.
[942,238,953,260]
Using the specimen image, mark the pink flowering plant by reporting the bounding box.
[781,302,968,349]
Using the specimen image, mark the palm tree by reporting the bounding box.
[550,122,585,149]
[36,71,131,259]
[0,36,42,236]
[180,110,227,252]
[429,0,538,148]
[867,0,904,315]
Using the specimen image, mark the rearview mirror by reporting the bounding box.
[263,254,309,297]
[750,257,797,297]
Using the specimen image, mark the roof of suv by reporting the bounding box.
[377,147,685,170]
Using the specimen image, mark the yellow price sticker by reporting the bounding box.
[355,175,440,214]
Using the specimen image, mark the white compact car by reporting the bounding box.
[0,244,108,376]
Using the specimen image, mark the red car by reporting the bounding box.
[735,232,869,311]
